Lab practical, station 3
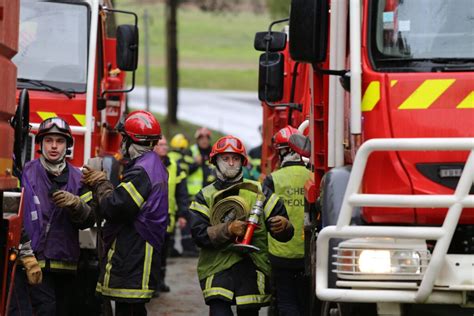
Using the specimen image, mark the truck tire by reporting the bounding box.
[316,166,375,316]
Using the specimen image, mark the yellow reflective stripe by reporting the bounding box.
[96,283,103,293]
[391,80,398,87]
[236,294,271,305]
[142,242,153,290]
[37,111,57,120]
[256,271,265,295]
[190,201,210,218]
[203,287,234,300]
[263,194,278,219]
[73,114,86,127]
[398,79,455,109]
[99,286,154,299]
[457,91,474,109]
[205,275,214,290]
[38,260,77,271]
[80,191,93,203]
[104,240,116,288]
[118,182,144,208]
[361,81,380,112]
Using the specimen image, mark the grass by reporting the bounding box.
[135,66,258,90]
[114,1,272,90]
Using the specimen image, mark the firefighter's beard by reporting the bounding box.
[216,156,243,182]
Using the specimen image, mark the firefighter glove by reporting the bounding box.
[52,190,81,209]
[82,165,107,187]
[227,220,247,237]
[269,216,289,234]
[21,256,42,285]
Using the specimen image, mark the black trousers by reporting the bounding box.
[115,302,147,316]
[28,270,77,316]
[8,268,33,316]
[209,299,259,316]
[272,266,305,316]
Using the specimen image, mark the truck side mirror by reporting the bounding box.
[258,52,284,102]
[254,31,287,52]
[116,25,139,71]
[289,0,329,63]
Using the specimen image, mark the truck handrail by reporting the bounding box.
[316,137,474,304]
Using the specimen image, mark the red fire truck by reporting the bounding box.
[256,0,474,315]
[0,0,28,314]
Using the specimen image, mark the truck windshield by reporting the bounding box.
[13,1,89,92]
[370,0,474,71]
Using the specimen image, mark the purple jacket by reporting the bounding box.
[133,151,169,250]
[22,159,82,262]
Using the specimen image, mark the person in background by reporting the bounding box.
[189,135,294,316]
[168,133,194,257]
[21,117,95,315]
[184,127,216,257]
[263,126,310,316]
[83,110,168,316]
[154,136,189,293]
[244,125,263,181]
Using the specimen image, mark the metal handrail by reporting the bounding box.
[316,138,474,304]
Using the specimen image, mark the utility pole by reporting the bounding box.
[144,10,151,111]
[166,0,179,124]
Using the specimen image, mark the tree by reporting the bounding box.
[166,0,179,124]
[266,0,290,19]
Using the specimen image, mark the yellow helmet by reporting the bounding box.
[170,133,189,149]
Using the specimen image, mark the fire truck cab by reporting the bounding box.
[256,0,474,315]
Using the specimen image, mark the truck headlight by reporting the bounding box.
[333,238,430,280]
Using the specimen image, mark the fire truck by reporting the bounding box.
[11,0,139,312]
[0,0,29,314]
[256,0,474,315]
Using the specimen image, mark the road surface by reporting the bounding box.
[129,87,263,148]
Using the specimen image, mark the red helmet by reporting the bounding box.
[273,125,299,149]
[194,127,212,139]
[120,110,161,143]
[36,117,74,147]
[210,135,248,166]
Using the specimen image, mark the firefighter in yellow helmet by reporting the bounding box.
[154,136,189,292]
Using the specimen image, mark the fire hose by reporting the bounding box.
[210,182,265,253]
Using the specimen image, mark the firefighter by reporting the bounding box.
[184,127,216,257]
[169,133,195,175]
[244,125,263,181]
[263,126,310,316]
[83,110,168,316]
[21,117,95,315]
[168,133,194,257]
[189,135,294,316]
[154,136,189,292]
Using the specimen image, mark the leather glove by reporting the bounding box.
[269,216,289,234]
[21,256,42,285]
[227,220,247,238]
[52,190,81,209]
[82,165,107,187]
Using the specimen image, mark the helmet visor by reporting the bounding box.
[39,117,70,133]
[216,137,243,152]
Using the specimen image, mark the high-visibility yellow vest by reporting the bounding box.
[268,164,310,259]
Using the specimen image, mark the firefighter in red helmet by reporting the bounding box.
[189,135,294,316]
[263,125,311,315]
[83,110,168,315]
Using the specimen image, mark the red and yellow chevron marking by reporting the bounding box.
[362,79,473,112]
[31,111,86,127]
